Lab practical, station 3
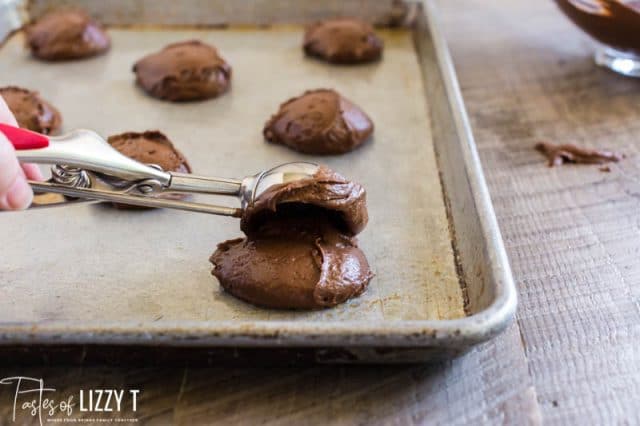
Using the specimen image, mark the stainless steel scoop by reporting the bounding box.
[1,123,319,215]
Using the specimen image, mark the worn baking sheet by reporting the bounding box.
[0,1,517,361]
[0,28,464,316]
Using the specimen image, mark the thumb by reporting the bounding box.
[0,131,33,210]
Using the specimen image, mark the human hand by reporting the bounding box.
[0,95,43,210]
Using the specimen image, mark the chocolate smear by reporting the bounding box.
[535,141,624,167]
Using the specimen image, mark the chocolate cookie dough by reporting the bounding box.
[303,18,383,64]
[0,86,61,134]
[108,131,191,173]
[241,164,368,236]
[263,89,374,155]
[210,166,373,310]
[26,10,110,61]
[535,141,624,167]
[107,131,191,208]
[133,40,232,102]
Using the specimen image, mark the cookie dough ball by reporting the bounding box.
[26,10,110,61]
[211,215,373,310]
[263,89,374,155]
[211,165,373,310]
[241,165,369,237]
[133,40,232,102]
[108,130,190,173]
[0,86,61,134]
[303,18,383,64]
[107,131,191,209]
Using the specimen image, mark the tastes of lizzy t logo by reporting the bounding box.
[0,376,140,424]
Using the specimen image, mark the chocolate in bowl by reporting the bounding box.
[555,0,640,76]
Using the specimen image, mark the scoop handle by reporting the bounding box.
[0,124,171,184]
[0,123,50,150]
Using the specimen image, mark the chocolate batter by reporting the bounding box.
[210,166,373,309]
[303,18,383,64]
[108,131,191,173]
[263,89,374,155]
[535,141,624,166]
[555,1,640,54]
[133,40,232,102]
[242,165,368,236]
[107,131,191,208]
[26,10,110,61]
[0,86,61,134]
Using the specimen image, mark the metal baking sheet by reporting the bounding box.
[0,0,516,363]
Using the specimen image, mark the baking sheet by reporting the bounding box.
[0,27,466,324]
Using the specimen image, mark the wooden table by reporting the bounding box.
[2,1,639,424]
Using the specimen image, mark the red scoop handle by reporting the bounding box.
[0,123,50,150]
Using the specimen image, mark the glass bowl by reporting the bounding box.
[555,0,640,77]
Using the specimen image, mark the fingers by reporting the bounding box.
[0,93,43,191]
[0,95,18,126]
[0,132,33,210]
[21,163,44,181]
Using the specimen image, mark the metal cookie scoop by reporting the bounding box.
[0,123,319,216]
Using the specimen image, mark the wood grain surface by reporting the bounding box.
[1,0,639,424]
